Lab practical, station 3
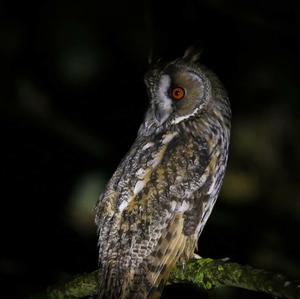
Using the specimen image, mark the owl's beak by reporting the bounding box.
[154,108,168,124]
[154,103,172,125]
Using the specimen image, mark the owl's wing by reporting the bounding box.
[140,136,222,298]
[96,133,223,299]
[144,213,190,299]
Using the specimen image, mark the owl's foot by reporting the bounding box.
[221,257,230,261]
[177,254,201,271]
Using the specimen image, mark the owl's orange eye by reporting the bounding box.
[170,87,185,101]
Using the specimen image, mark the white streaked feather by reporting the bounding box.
[177,200,190,213]
[134,180,145,195]
[207,176,216,195]
[118,200,128,213]
[142,142,154,150]
[136,168,145,178]
[162,133,176,144]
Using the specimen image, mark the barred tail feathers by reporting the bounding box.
[144,214,194,298]
[98,214,194,299]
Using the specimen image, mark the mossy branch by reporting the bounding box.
[30,258,300,299]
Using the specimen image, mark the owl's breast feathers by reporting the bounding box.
[95,121,228,299]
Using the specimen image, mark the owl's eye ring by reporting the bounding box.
[170,86,185,101]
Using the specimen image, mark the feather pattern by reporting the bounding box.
[95,51,231,299]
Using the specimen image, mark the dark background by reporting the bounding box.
[1,0,300,298]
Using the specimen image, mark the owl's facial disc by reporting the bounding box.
[152,66,206,125]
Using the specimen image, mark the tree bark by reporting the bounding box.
[29,258,300,299]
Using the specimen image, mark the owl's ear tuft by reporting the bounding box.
[147,48,163,67]
[183,46,203,63]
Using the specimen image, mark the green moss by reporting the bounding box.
[231,268,242,280]
[194,271,204,284]
[204,281,212,289]
[217,265,224,271]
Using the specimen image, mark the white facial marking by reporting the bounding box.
[172,107,200,124]
[156,75,173,124]
[158,75,172,109]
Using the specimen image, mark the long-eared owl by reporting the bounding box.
[95,48,231,299]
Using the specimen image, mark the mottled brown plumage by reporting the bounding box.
[95,48,231,299]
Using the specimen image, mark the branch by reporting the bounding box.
[169,258,300,299]
[29,258,300,299]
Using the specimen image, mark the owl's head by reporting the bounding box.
[140,48,231,136]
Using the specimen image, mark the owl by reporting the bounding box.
[95,48,231,299]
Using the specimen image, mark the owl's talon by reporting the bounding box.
[181,262,186,271]
[193,253,202,259]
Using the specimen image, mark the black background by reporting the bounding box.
[1,0,300,298]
